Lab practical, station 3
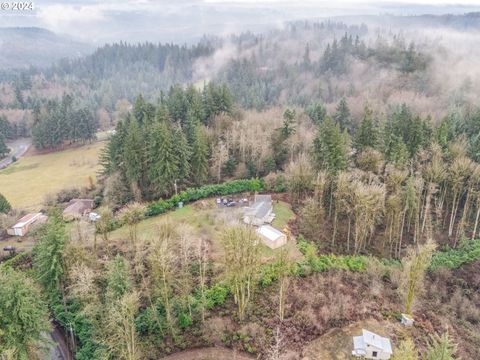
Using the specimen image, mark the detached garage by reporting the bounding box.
[256,225,287,249]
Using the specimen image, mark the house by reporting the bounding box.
[352,329,392,359]
[7,213,48,237]
[256,225,287,249]
[243,194,275,226]
[63,199,94,221]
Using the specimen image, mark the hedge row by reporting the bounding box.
[429,239,480,271]
[145,178,264,217]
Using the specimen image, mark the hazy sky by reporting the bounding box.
[2,0,480,43]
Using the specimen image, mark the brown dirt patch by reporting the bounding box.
[302,318,401,360]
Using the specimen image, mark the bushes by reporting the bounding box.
[430,239,480,271]
[297,236,367,273]
[204,283,229,309]
[146,178,264,216]
[259,237,367,288]
[51,298,103,360]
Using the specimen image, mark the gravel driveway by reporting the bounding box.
[0,137,31,169]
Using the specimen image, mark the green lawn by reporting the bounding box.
[0,142,104,210]
[272,201,295,230]
[110,198,301,262]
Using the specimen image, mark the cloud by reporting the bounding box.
[37,4,106,31]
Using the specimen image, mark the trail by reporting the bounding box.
[47,323,73,360]
[159,347,254,360]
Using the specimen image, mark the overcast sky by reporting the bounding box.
[2,0,480,44]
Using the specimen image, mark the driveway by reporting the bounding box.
[0,138,31,169]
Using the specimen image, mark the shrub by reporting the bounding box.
[204,283,229,309]
[430,239,480,271]
[297,236,366,273]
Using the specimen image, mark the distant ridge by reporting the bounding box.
[0,27,93,70]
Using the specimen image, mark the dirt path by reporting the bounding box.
[159,347,255,360]
[0,137,31,169]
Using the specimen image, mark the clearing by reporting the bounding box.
[0,142,104,210]
[109,198,301,261]
[302,319,401,360]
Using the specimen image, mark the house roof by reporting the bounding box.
[353,336,367,356]
[362,329,392,354]
[63,199,94,216]
[256,225,284,242]
[245,194,272,219]
[13,213,43,228]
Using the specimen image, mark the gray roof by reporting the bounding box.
[255,194,272,203]
[245,194,272,219]
[361,329,392,354]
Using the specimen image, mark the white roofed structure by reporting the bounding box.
[256,225,287,249]
[352,329,392,359]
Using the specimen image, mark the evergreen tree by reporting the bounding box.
[305,102,327,125]
[386,134,409,168]
[190,125,209,185]
[0,132,9,158]
[0,192,11,213]
[313,116,349,174]
[173,126,191,182]
[147,121,178,196]
[424,332,458,360]
[333,97,352,132]
[354,105,379,152]
[281,108,296,138]
[0,267,51,359]
[33,213,67,301]
[123,117,144,190]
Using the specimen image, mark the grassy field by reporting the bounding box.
[0,142,104,210]
[110,199,301,261]
[272,201,295,229]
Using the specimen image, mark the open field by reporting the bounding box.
[0,142,104,210]
[110,199,301,261]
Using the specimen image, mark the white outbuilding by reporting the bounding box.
[256,225,287,249]
[352,329,393,359]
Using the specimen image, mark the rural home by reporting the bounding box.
[352,329,393,359]
[243,194,275,226]
[7,213,48,237]
[63,199,94,221]
[256,225,287,249]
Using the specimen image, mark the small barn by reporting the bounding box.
[7,213,48,237]
[352,329,392,359]
[243,194,274,226]
[256,225,287,249]
[63,199,94,221]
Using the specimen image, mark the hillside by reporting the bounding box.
[0,27,92,69]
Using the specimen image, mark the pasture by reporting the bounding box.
[0,142,104,209]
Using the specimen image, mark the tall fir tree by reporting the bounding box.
[123,117,144,190]
[333,97,352,132]
[354,105,379,152]
[313,116,349,174]
[0,132,9,158]
[147,121,178,196]
[191,125,209,185]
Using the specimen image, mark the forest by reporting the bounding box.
[2,12,480,360]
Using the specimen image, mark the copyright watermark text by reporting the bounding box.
[1,2,34,11]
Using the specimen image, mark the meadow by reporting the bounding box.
[109,199,300,261]
[0,142,104,209]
